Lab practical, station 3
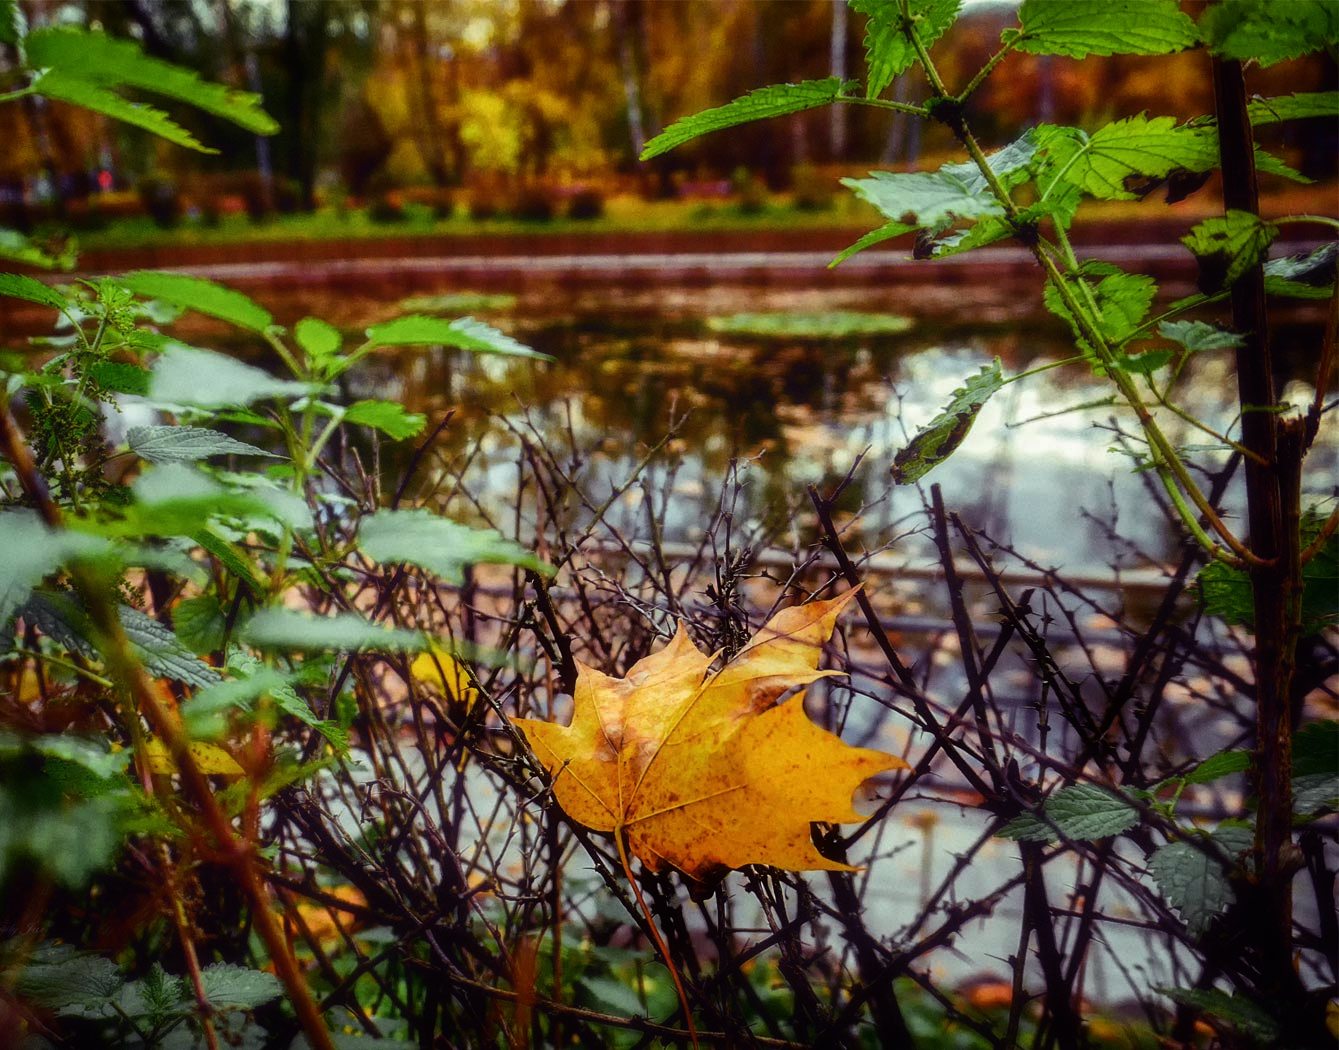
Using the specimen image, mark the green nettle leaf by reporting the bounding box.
[343,400,428,440]
[891,359,1003,484]
[359,508,555,584]
[240,609,429,653]
[1247,90,1339,126]
[1201,0,1339,68]
[0,272,69,311]
[1012,0,1199,58]
[218,654,349,751]
[149,345,308,408]
[1181,211,1278,291]
[15,946,123,1014]
[172,595,227,655]
[118,605,221,688]
[1034,117,1216,203]
[27,27,277,133]
[851,0,961,99]
[1158,320,1245,353]
[829,221,917,267]
[1198,514,1336,634]
[31,70,214,153]
[1158,988,1279,1043]
[199,964,282,1011]
[843,169,1004,230]
[295,316,342,364]
[999,782,1140,842]
[641,79,854,160]
[364,315,548,359]
[705,311,913,339]
[87,360,151,395]
[127,425,277,464]
[1044,262,1156,356]
[119,271,273,332]
[1185,749,1251,785]
[1263,242,1337,300]
[1148,824,1252,935]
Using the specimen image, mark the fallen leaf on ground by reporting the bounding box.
[514,590,906,882]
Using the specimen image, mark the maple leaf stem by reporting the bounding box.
[614,825,700,1050]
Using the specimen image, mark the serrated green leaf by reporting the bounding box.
[26,27,277,135]
[1044,263,1156,358]
[364,315,547,358]
[119,271,272,332]
[1198,510,1337,633]
[1158,320,1245,353]
[0,272,68,311]
[1201,0,1339,68]
[641,79,854,160]
[119,964,186,1025]
[15,946,122,1012]
[1263,242,1336,299]
[1015,0,1198,58]
[359,508,554,584]
[172,595,226,656]
[240,609,428,653]
[87,360,151,395]
[851,0,961,98]
[118,605,221,688]
[217,653,348,751]
[829,221,916,267]
[892,359,1003,484]
[199,964,282,1010]
[1185,749,1250,785]
[1248,90,1339,126]
[343,400,427,440]
[843,168,1004,230]
[1035,117,1217,202]
[1149,824,1252,935]
[295,316,342,364]
[999,782,1139,842]
[148,345,308,408]
[1158,987,1279,1042]
[127,425,277,464]
[1182,211,1278,291]
[32,69,213,152]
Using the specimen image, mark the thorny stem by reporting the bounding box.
[613,826,699,1049]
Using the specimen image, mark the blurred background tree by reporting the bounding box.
[2,0,1333,227]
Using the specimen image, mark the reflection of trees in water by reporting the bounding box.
[339,304,1332,571]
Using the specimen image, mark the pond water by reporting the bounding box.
[319,279,1333,578]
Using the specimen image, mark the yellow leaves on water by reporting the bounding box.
[513,589,906,882]
[144,738,244,777]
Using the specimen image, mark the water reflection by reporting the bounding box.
[345,285,1333,574]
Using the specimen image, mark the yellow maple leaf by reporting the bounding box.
[514,589,906,882]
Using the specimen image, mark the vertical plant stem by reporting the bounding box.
[1211,56,1314,1041]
